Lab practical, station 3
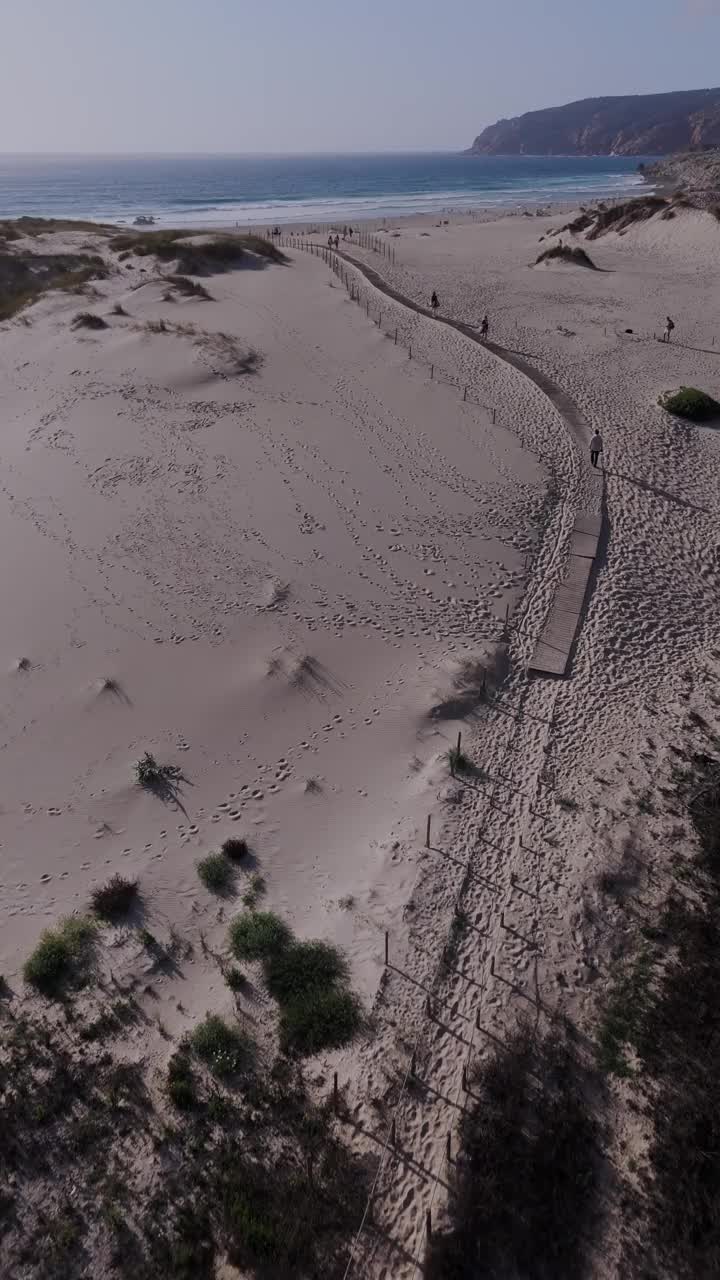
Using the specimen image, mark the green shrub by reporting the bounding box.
[197,852,235,894]
[266,940,347,1004]
[228,911,291,961]
[134,751,181,791]
[225,966,246,993]
[167,1050,197,1109]
[91,874,139,922]
[446,745,472,775]
[279,987,361,1055]
[109,230,286,272]
[190,1015,248,1077]
[73,310,108,330]
[23,915,97,996]
[659,386,720,422]
[166,274,212,299]
[535,244,597,269]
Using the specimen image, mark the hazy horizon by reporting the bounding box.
[2,0,719,153]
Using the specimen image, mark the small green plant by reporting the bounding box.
[167,1049,197,1109]
[279,987,361,1055]
[659,387,720,422]
[197,852,235,895]
[222,836,249,862]
[242,872,266,908]
[228,911,291,960]
[535,244,597,269]
[225,966,247,993]
[446,745,471,775]
[166,274,213,299]
[190,1014,248,1077]
[72,310,108,330]
[134,751,181,791]
[23,915,97,996]
[91,873,139,922]
[597,948,655,1076]
[266,940,347,1004]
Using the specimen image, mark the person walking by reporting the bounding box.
[590,431,603,469]
[480,314,489,340]
[430,290,439,312]
[664,315,675,343]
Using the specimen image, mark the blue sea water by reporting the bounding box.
[0,152,651,228]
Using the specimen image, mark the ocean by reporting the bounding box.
[0,152,650,228]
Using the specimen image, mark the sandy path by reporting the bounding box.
[271,241,608,1274]
[319,210,720,1276]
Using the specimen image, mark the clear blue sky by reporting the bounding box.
[1,0,718,152]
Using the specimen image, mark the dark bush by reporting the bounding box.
[190,1015,248,1077]
[91,874,139,922]
[196,852,235,894]
[228,911,291,960]
[23,916,97,996]
[659,386,720,422]
[166,274,213,299]
[536,244,597,269]
[73,311,108,330]
[266,940,348,1003]
[221,836,249,862]
[167,1050,197,1110]
[279,987,361,1055]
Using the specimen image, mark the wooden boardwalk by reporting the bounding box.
[530,512,601,676]
[305,244,606,679]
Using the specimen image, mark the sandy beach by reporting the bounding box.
[2,200,720,1276]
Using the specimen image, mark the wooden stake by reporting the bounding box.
[492,408,496,424]
[456,731,462,754]
[430,364,434,379]
[391,1117,397,1146]
[463,386,467,401]
[426,1208,432,1241]
[462,1065,468,1091]
[384,930,389,966]
[426,814,431,847]
[446,1132,452,1163]
[490,955,495,977]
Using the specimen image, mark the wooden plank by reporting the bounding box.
[530,552,596,676]
[573,512,602,537]
[531,640,570,676]
[569,530,599,559]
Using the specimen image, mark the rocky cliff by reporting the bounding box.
[467,88,720,156]
[641,149,720,194]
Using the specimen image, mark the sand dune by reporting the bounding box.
[0,234,546,1044]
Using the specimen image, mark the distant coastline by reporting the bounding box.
[0,152,648,228]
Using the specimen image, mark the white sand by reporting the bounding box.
[322,203,720,1274]
[0,234,545,1051]
[4,205,720,1275]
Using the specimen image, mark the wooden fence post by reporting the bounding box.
[426,814,431,847]
[384,931,389,965]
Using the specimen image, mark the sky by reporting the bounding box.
[1,0,719,153]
